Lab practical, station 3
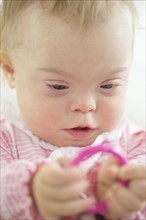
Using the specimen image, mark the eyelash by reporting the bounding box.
[45,82,121,92]
[100,83,120,89]
[47,84,69,90]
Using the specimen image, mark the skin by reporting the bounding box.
[98,158,146,218]
[32,157,96,218]
[2,7,132,148]
[1,4,145,219]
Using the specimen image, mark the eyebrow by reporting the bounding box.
[37,66,129,76]
[37,67,71,76]
[107,67,129,76]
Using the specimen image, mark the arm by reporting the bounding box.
[0,132,43,220]
[1,134,96,220]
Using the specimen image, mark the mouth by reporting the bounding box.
[66,126,95,139]
[72,127,91,130]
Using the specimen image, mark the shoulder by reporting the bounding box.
[0,119,31,144]
[121,120,145,143]
[120,120,146,161]
[0,119,29,156]
[0,119,19,166]
[0,119,16,144]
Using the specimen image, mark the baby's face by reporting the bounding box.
[7,6,133,147]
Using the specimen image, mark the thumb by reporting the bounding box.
[57,156,72,167]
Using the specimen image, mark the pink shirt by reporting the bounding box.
[0,119,146,220]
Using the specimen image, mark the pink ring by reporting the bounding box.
[68,142,128,214]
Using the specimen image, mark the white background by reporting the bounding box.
[125,0,145,128]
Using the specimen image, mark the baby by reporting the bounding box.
[0,0,145,220]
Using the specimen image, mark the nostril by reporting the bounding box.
[72,104,96,113]
[71,98,96,113]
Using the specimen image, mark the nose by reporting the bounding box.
[71,96,96,113]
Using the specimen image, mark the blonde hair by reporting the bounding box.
[0,0,137,52]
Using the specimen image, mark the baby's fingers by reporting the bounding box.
[98,157,120,186]
[103,190,134,218]
[41,196,96,218]
[111,184,145,212]
[103,183,144,218]
[119,163,145,180]
[42,162,86,186]
[130,179,146,201]
[44,179,89,201]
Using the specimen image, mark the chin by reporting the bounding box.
[70,139,95,148]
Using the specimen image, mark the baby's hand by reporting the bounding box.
[31,157,96,219]
[97,159,146,218]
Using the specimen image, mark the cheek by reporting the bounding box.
[15,80,66,132]
[101,98,125,130]
[19,102,64,136]
[109,107,123,122]
[29,103,63,124]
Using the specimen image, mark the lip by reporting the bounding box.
[65,127,95,139]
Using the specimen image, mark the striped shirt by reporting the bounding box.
[0,119,146,220]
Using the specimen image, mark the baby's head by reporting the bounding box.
[0,0,136,147]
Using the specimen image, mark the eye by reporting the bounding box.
[100,83,117,89]
[47,84,69,90]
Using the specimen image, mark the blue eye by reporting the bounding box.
[48,84,69,90]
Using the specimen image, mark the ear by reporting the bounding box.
[0,53,16,88]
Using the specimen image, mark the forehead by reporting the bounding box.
[11,2,133,74]
[20,4,132,48]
